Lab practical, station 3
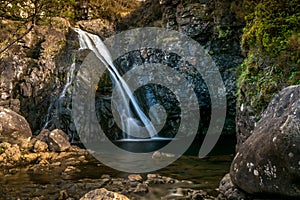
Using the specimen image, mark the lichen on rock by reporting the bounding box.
[230,85,300,198]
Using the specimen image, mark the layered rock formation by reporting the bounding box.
[0,16,114,139]
[0,18,74,134]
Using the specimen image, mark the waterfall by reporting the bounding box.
[42,62,76,138]
[74,28,157,139]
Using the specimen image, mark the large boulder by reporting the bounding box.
[230,85,300,198]
[0,106,32,144]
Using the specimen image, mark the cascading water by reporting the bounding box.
[74,28,158,139]
[42,61,76,141]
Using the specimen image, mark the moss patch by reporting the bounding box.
[237,0,300,118]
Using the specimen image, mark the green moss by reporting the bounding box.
[216,25,232,39]
[237,0,299,119]
[242,1,299,56]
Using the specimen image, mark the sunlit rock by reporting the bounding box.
[80,188,130,200]
[0,106,32,144]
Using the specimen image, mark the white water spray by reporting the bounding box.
[74,28,157,139]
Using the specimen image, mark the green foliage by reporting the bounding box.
[0,0,75,22]
[89,0,140,22]
[0,0,78,53]
[216,25,232,39]
[0,0,141,54]
[242,0,299,57]
[0,0,140,24]
[237,0,300,118]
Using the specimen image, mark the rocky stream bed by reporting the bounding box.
[0,136,233,200]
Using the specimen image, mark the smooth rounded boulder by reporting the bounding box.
[230,85,300,198]
[0,106,32,144]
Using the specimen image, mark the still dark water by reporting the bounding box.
[0,136,235,199]
[158,135,235,184]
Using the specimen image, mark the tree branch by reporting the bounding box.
[0,0,38,54]
[0,19,35,54]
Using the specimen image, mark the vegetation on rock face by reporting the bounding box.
[117,0,162,30]
[89,0,140,22]
[0,0,140,54]
[0,0,140,22]
[237,0,300,118]
[0,0,75,53]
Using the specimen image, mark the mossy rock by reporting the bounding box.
[237,0,300,120]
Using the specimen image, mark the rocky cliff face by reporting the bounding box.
[235,0,299,149]
[0,15,118,138]
[1,0,245,139]
[0,18,74,134]
[159,0,245,134]
[88,0,245,139]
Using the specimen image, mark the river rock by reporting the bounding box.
[48,129,71,152]
[80,188,130,200]
[0,106,32,144]
[219,173,248,200]
[36,129,51,142]
[0,143,22,165]
[36,129,70,152]
[230,85,300,198]
[128,174,143,182]
[33,139,48,152]
[133,183,148,194]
